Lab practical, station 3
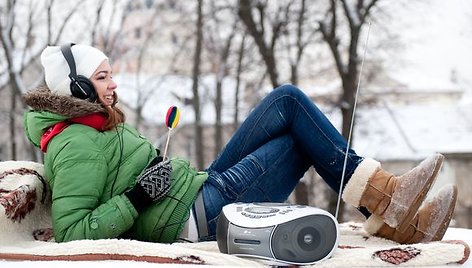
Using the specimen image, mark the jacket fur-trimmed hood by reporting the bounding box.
[22,86,105,118]
[22,86,107,148]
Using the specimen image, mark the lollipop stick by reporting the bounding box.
[163,129,172,160]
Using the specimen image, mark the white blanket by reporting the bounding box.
[0,161,469,266]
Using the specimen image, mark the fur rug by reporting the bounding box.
[0,161,469,266]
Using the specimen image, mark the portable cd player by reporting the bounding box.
[216,202,339,265]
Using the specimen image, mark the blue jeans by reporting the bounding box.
[199,84,363,240]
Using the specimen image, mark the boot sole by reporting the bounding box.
[430,185,458,242]
[391,154,444,232]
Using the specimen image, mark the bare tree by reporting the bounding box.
[204,1,241,156]
[123,4,164,128]
[0,0,98,161]
[0,0,82,160]
[192,0,205,169]
[319,0,379,139]
[271,0,326,205]
[97,0,131,59]
[213,31,234,155]
[238,0,292,88]
[318,0,381,220]
[45,1,84,45]
[283,0,319,86]
[232,33,246,132]
[91,0,107,47]
[238,0,323,205]
[0,0,24,160]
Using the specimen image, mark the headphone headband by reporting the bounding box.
[60,43,78,80]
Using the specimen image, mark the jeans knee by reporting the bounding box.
[276,84,302,95]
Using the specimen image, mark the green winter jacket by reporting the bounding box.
[22,87,208,243]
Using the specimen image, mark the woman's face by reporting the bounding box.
[90,60,117,106]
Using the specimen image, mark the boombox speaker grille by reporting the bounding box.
[271,214,337,263]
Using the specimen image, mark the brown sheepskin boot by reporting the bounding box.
[342,154,444,232]
[364,184,458,244]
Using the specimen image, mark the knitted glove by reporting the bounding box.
[125,157,172,212]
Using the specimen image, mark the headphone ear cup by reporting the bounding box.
[70,75,97,102]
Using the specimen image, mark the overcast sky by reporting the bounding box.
[387,0,472,90]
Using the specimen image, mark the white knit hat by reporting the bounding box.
[40,44,108,96]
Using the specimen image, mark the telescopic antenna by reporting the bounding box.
[335,21,372,220]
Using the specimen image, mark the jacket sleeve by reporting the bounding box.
[48,136,138,242]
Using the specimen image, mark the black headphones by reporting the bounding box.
[60,43,98,102]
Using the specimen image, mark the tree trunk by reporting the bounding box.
[238,0,279,88]
[215,77,223,156]
[0,13,21,160]
[192,0,205,169]
[318,0,380,222]
[9,83,17,160]
[233,34,246,132]
[214,28,235,157]
[289,0,307,86]
[340,74,358,139]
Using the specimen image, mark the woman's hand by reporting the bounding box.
[125,157,172,212]
[137,158,172,200]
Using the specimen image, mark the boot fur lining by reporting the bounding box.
[364,214,384,234]
[342,158,380,207]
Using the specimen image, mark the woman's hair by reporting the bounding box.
[103,91,125,130]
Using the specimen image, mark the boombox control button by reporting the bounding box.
[279,209,293,215]
[245,207,280,214]
[241,212,262,219]
[241,211,277,219]
[241,212,251,218]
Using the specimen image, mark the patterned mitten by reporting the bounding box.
[125,158,172,212]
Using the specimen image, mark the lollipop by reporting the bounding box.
[163,106,180,159]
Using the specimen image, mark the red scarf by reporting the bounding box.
[40,113,107,153]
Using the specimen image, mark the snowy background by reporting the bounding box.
[358,0,472,159]
[115,0,472,161]
[387,0,472,90]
